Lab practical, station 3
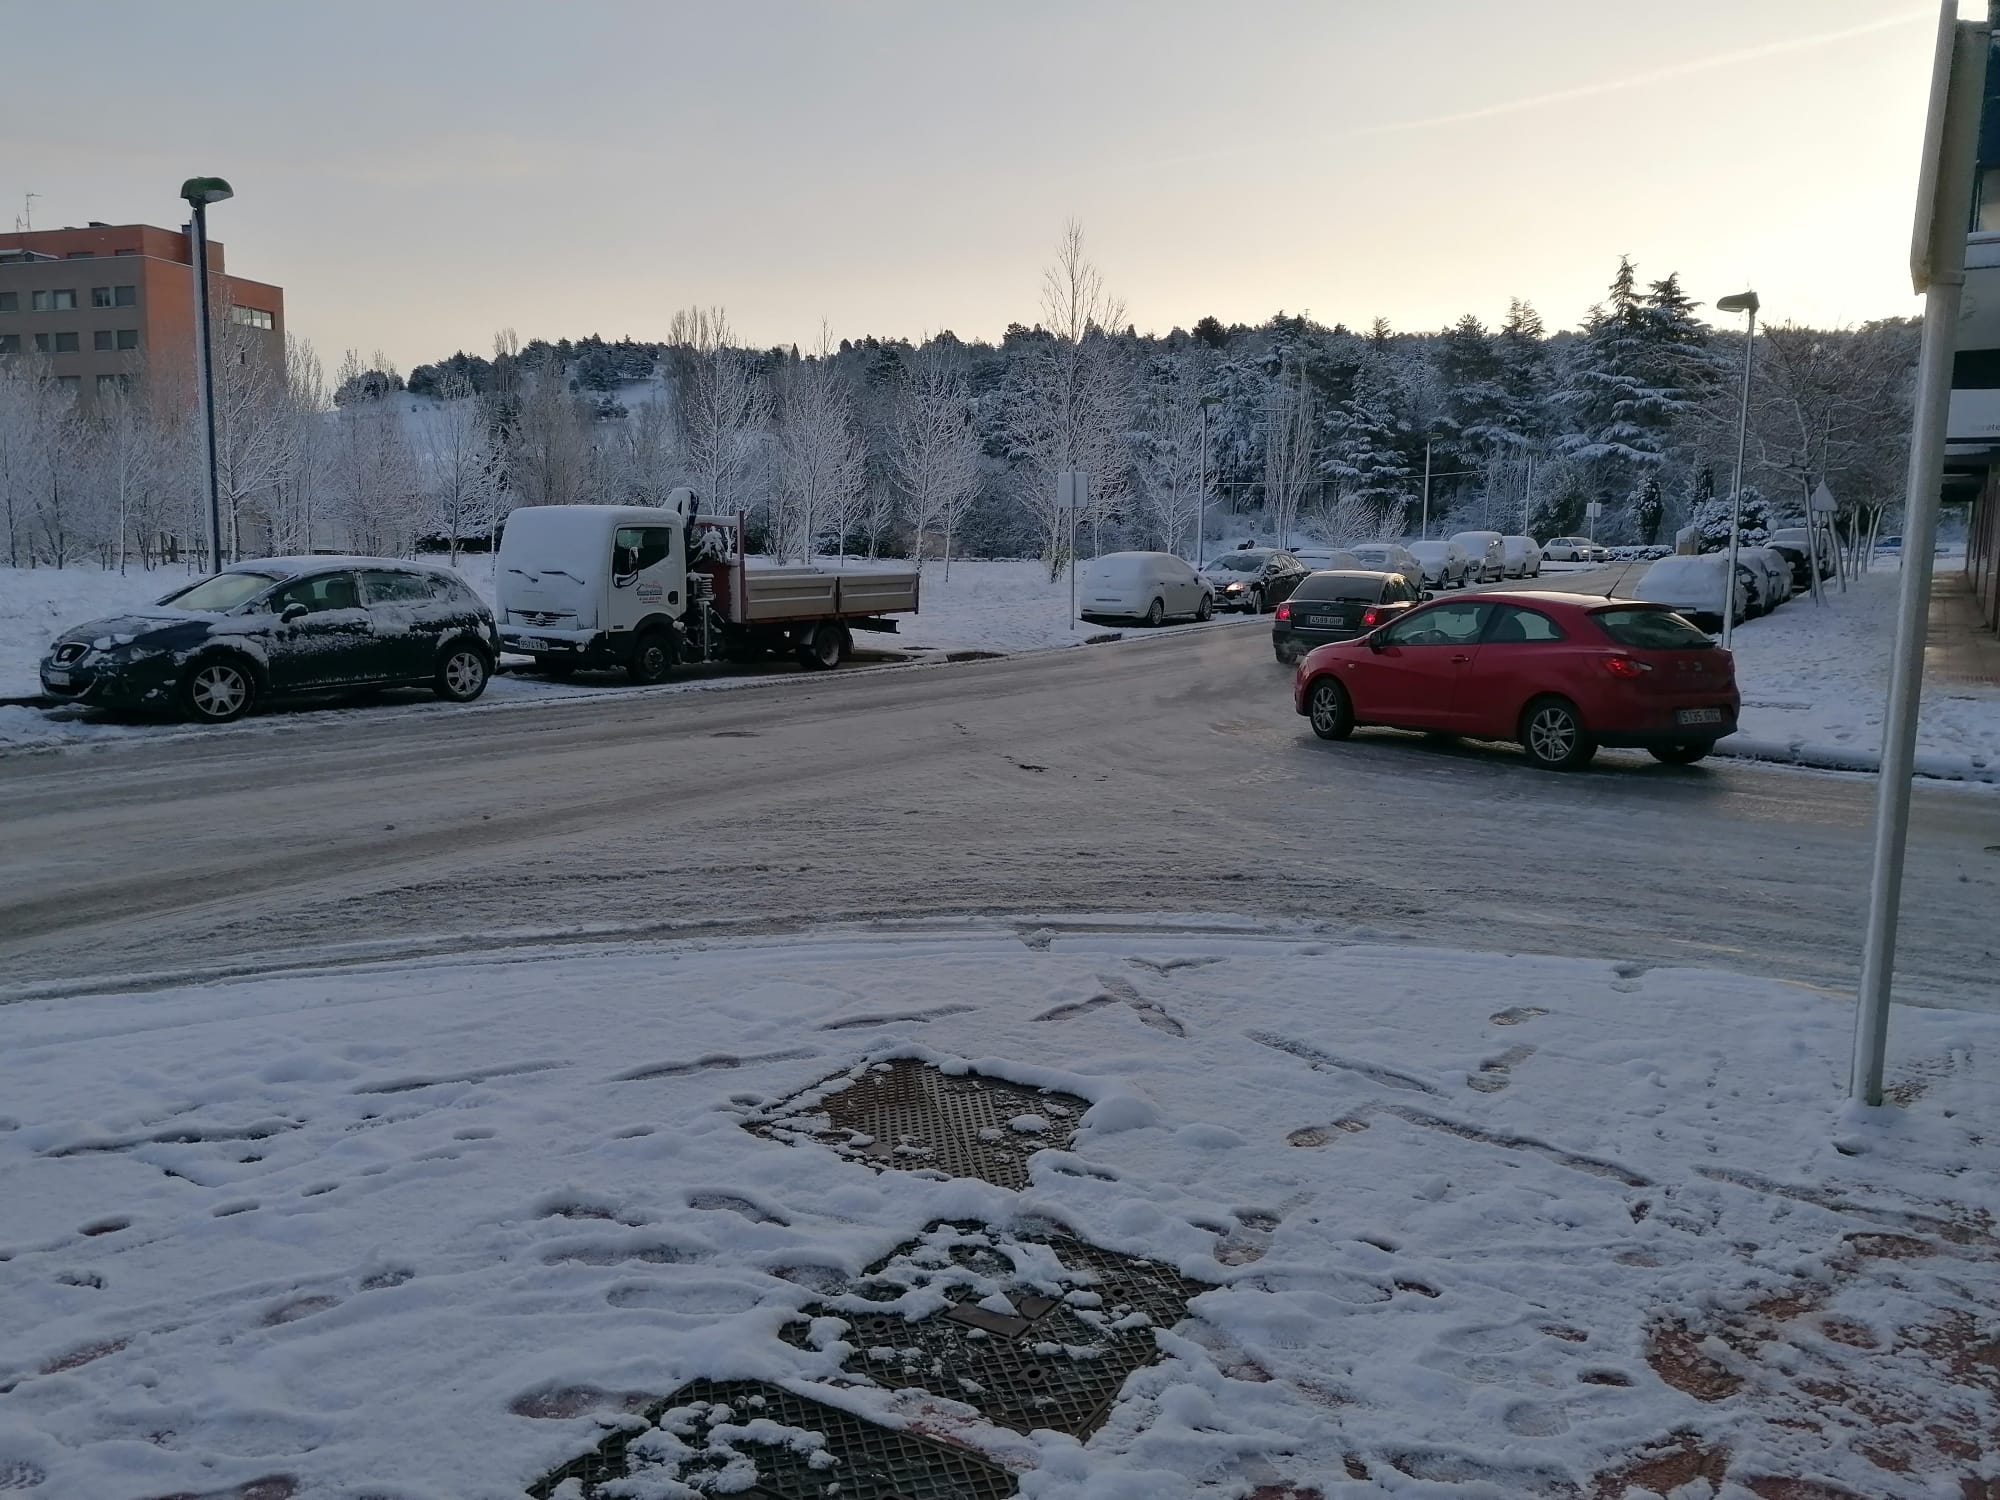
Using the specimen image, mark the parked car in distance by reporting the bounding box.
[1541,536,1596,562]
[1078,551,1213,626]
[1293,592,1740,770]
[1740,546,1794,611]
[1500,535,1543,578]
[38,557,501,724]
[1406,538,1473,589]
[1876,534,1903,553]
[1272,569,1425,663]
[1343,542,1426,591]
[1766,527,1833,586]
[1450,530,1508,583]
[1198,547,1309,614]
[1632,554,1748,632]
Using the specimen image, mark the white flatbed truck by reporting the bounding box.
[495,492,920,682]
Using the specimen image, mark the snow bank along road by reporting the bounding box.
[0,619,1995,1009]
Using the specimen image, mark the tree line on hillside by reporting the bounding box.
[0,223,1918,575]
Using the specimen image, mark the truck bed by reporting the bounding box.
[728,565,920,625]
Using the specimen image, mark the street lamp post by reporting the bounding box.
[1716,290,1760,650]
[1421,439,1433,539]
[181,176,233,570]
[1196,395,1220,566]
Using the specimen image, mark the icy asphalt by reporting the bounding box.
[0,614,1996,1011]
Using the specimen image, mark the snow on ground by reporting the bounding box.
[1724,560,2000,780]
[1,921,1995,1499]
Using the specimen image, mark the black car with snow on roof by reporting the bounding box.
[37,556,501,724]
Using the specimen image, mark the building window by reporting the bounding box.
[113,247,137,256]
[0,335,18,355]
[56,375,80,394]
[53,331,79,353]
[0,292,14,312]
[31,289,77,312]
[96,373,131,399]
[115,284,135,307]
[36,331,80,353]
[229,306,275,330]
[117,328,137,350]
[65,250,95,259]
[94,329,114,352]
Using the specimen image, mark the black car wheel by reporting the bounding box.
[1306,677,1354,741]
[1249,587,1266,614]
[1648,742,1713,766]
[1196,594,1213,622]
[1145,597,1165,627]
[435,642,492,702]
[629,628,676,683]
[1520,695,1596,771]
[180,657,257,724]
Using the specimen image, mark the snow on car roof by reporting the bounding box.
[223,556,456,578]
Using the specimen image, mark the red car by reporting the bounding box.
[1291,592,1739,770]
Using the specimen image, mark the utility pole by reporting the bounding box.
[181,175,234,570]
[1420,440,1432,539]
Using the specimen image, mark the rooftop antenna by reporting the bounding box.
[15,191,38,231]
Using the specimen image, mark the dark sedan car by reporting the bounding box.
[1198,547,1308,614]
[39,557,501,724]
[1271,569,1425,663]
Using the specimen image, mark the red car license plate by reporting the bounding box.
[1676,707,1723,726]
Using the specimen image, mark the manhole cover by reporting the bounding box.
[783,1220,1201,1440]
[525,1377,1017,1499]
[747,1059,1086,1190]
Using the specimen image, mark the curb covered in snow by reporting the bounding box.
[1713,734,1999,785]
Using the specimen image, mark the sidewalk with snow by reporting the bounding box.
[1,920,1995,1498]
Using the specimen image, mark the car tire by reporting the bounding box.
[628,628,676,683]
[1520,696,1596,771]
[434,641,492,703]
[803,621,850,669]
[180,656,258,725]
[1648,742,1713,766]
[1145,597,1166,627]
[1306,677,1354,741]
[1196,594,1213,622]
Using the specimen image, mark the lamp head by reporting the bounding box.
[180,177,234,207]
[1716,291,1760,315]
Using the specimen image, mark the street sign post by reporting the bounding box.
[1584,500,1602,542]
[1853,2,1990,1107]
[1058,470,1087,629]
[1807,482,1836,605]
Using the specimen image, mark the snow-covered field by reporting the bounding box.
[1,921,1993,1498]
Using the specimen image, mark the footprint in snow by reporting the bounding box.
[261,1295,340,1327]
[1488,1006,1549,1026]
[0,1462,46,1491]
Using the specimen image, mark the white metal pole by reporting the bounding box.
[1721,307,1757,650]
[1853,10,1988,1107]
[1197,404,1209,567]
[1421,441,1431,539]
[190,201,225,570]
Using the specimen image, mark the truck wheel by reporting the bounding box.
[627,630,675,685]
[805,621,850,669]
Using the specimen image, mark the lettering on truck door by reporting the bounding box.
[609,525,679,635]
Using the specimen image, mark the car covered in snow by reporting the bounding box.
[1341,541,1425,591]
[1631,554,1750,632]
[1198,548,1309,614]
[1405,538,1473,589]
[1739,546,1794,614]
[37,557,501,724]
[1078,551,1213,626]
[1500,535,1543,578]
[1450,530,1509,583]
[1293,592,1740,770]
[1766,528,1833,587]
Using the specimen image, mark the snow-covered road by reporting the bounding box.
[1,621,1995,1012]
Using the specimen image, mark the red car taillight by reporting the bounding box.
[1361,608,1380,627]
[1603,656,1654,679]
[1275,602,1291,622]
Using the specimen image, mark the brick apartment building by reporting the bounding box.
[0,221,284,411]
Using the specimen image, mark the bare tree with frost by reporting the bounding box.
[891,341,981,575]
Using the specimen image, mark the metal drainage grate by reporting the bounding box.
[748,1059,1085,1191]
[783,1220,1200,1440]
[525,1377,1017,1500]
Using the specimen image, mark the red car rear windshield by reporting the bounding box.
[1592,606,1714,649]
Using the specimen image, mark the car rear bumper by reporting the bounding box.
[1274,622,1366,658]
[1591,703,1740,747]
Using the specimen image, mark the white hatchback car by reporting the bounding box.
[1077,551,1213,626]
[1500,535,1543,578]
[1405,539,1473,589]
[1542,536,1596,563]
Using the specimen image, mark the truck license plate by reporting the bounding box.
[1676,707,1723,726]
[44,669,70,686]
